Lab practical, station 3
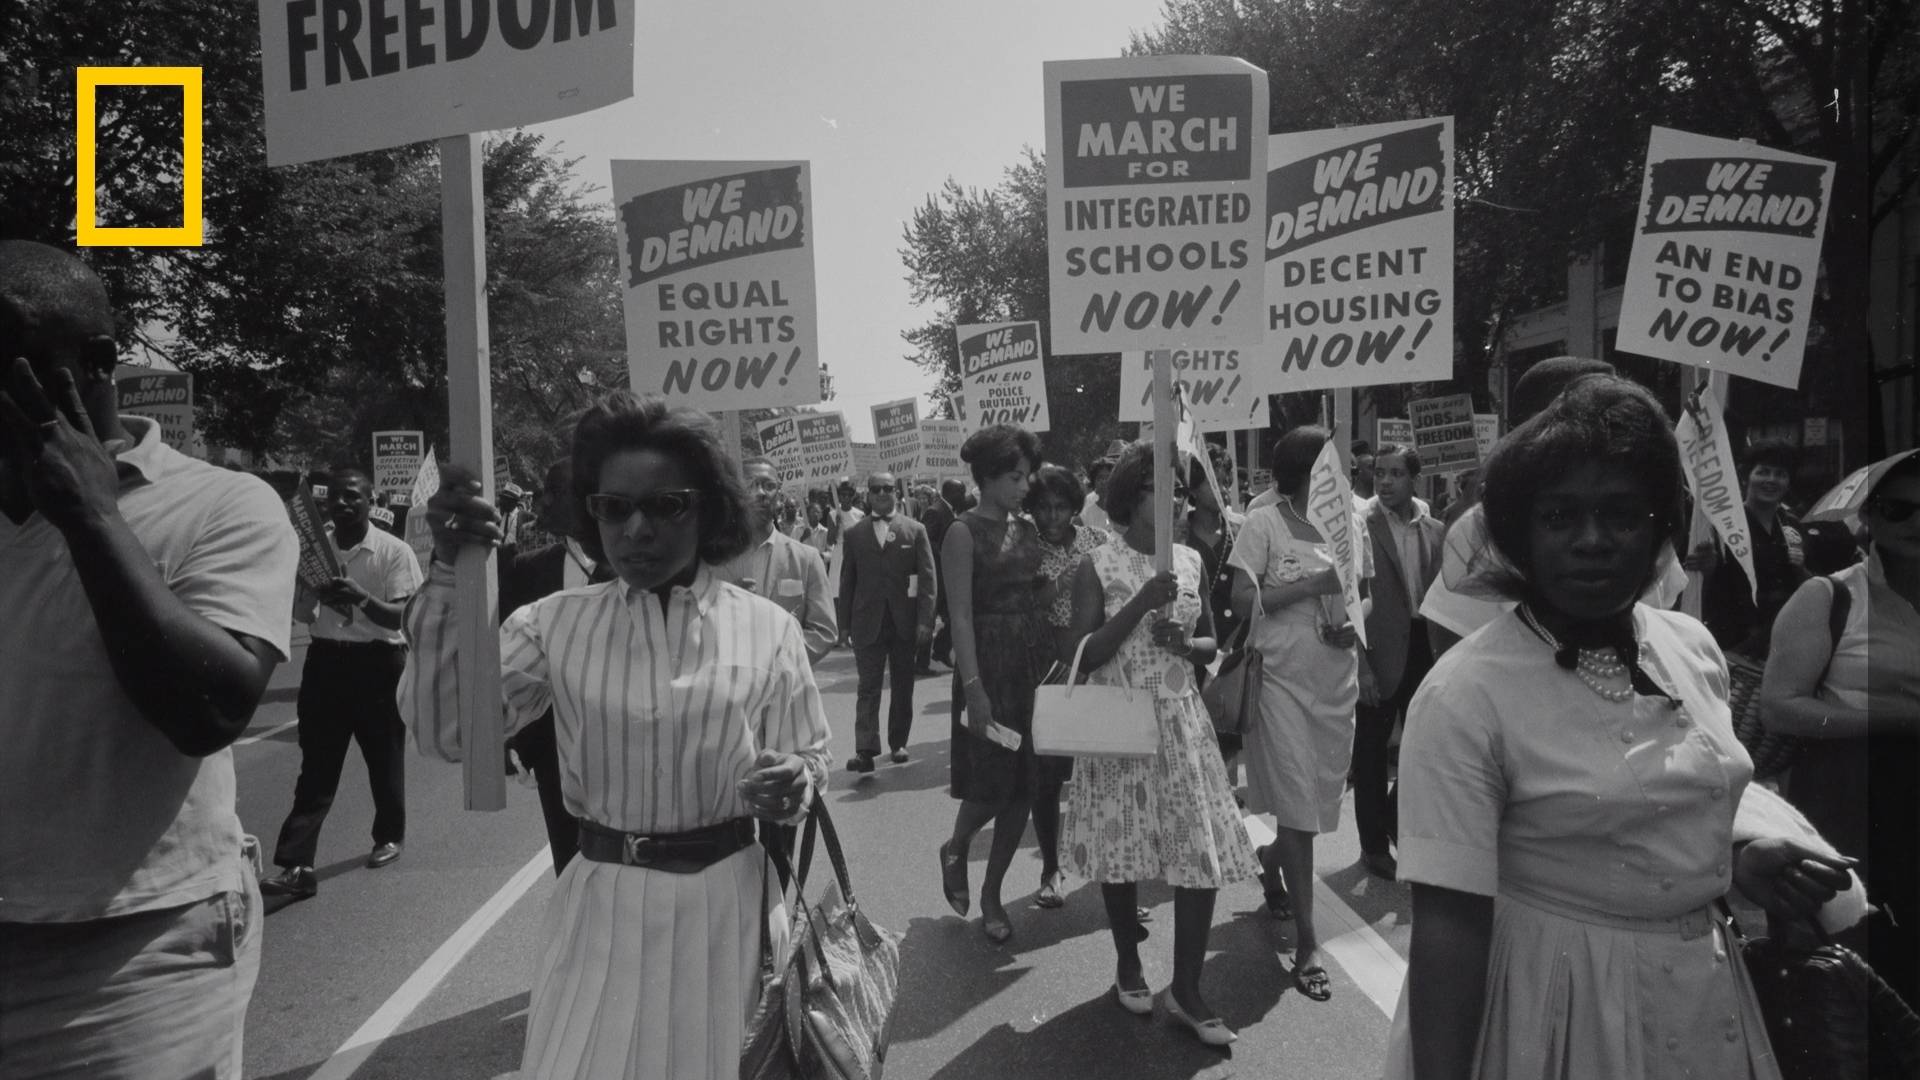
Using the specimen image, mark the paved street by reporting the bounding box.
[237,633,1406,1079]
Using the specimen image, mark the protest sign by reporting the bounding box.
[1045,56,1269,353]
[850,442,883,481]
[611,160,820,411]
[1119,350,1269,432]
[872,398,923,476]
[1616,127,1833,389]
[1473,413,1500,459]
[257,0,636,166]
[372,431,425,500]
[1375,417,1412,448]
[918,419,968,483]
[288,479,342,591]
[956,321,1051,431]
[115,369,194,451]
[1804,417,1828,446]
[403,447,441,567]
[757,414,806,496]
[1261,117,1454,392]
[1304,440,1367,646]
[1675,384,1756,604]
[1408,393,1478,474]
[779,411,852,498]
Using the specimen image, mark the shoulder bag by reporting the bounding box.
[1031,635,1158,758]
[1200,615,1262,738]
[741,802,902,1080]
[1731,912,1920,1080]
[1728,574,1850,780]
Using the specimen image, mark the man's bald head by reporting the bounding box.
[0,241,117,360]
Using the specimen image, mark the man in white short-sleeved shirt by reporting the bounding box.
[0,241,298,1080]
[260,466,422,899]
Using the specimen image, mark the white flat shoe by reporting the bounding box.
[1114,982,1153,1016]
[1160,990,1236,1046]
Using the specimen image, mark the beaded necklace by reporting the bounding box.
[1516,604,1636,703]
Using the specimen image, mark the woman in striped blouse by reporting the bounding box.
[399,391,831,1080]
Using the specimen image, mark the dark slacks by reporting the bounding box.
[506,713,578,875]
[853,619,919,755]
[273,640,407,868]
[920,572,952,668]
[1354,622,1433,857]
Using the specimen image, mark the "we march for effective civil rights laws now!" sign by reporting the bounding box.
[613,161,821,411]
[1045,56,1268,354]
[1616,127,1833,390]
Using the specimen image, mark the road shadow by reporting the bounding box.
[833,737,954,801]
[261,854,376,916]
[259,685,300,706]
[252,992,529,1080]
[1320,860,1411,930]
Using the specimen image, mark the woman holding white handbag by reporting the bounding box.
[1059,443,1260,1047]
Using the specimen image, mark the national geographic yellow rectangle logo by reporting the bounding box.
[75,67,203,247]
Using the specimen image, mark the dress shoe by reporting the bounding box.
[889,749,910,765]
[367,842,403,869]
[261,866,317,898]
[1361,852,1398,880]
[1160,990,1236,1046]
[1114,982,1154,1016]
[847,754,876,774]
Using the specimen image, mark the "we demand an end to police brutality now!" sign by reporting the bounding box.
[1045,56,1268,355]
[955,321,1050,432]
[612,161,821,411]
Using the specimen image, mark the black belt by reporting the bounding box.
[576,817,758,873]
[310,638,405,652]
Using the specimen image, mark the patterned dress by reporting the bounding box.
[1062,538,1259,889]
[948,511,1049,804]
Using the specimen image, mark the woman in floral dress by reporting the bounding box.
[1061,443,1259,1046]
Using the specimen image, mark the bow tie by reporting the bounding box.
[874,514,893,523]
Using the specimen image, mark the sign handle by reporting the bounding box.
[1151,350,1175,576]
[441,134,505,812]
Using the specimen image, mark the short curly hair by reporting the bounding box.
[1480,374,1683,589]
[1024,464,1085,515]
[568,391,753,567]
[960,423,1041,486]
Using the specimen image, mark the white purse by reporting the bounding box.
[1031,635,1159,758]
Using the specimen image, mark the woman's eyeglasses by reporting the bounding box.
[1872,496,1920,524]
[584,490,701,524]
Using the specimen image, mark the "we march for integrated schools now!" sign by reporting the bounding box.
[612,161,821,411]
[955,321,1050,432]
[1616,127,1832,390]
[1262,117,1454,392]
[1045,56,1269,354]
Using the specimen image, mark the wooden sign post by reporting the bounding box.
[441,134,505,812]
[1152,350,1176,575]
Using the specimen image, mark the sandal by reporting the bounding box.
[981,907,1013,944]
[939,841,969,917]
[1254,845,1292,920]
[1035,871,1065,909]
[1292,963,1333,1002]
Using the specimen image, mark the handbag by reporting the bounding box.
[1200,616,1262,738]
[1031,635,1159,758]
[1727,574,1851,781]
[741,802,902,1080]
[1731,913,1920,1080]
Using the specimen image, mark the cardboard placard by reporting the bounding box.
[372,430,425,500]
[1473,413,1500,459]
[115,369,194,451]
[955,321,1050,431]
[1375,417,1413,448]
[1408,393,1478,474]
[1044,56,1269,353]
[403,446,440,567]
[1615,127,1833,389]
[849,442,883,482]
[611,160,820,411]
[288,478,341,590]
[872,398,923,476]
[1119,349,1269,432]
[918,419,969,483]
[1260,117,1455,391]
[258,0,636,166]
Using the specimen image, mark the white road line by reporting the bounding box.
[1243,814,1408,1018]
[234,719,299,746]
[306,848,552,1080]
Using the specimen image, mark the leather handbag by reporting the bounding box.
[1031,635,1159,758]
[741,802,902,1080]
[1733,915,1920,1080]
[1200,616,1262,738]
[1727,575,1851,781]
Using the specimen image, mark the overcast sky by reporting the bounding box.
[529,0,1167,440]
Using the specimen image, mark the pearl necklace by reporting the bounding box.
[1517,605,1637,703]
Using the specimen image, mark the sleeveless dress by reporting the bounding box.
[948,511,1048,804]
[1061,538,1259,888]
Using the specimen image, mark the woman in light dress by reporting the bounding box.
[1228,424,1369,1003]
[1389,375,1853,1080]
[1061,443,1259,1046]
[402,391,830,1080]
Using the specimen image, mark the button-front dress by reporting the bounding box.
[1384,605,1781,1080]
[400,563,831,1080]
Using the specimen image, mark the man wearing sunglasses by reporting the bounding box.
[716,456,837,664]
[838,472,938,771]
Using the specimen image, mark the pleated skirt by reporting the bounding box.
[520,846,784,1080]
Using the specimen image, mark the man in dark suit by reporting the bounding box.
[917,478,962,671]
[840,471,937,771]
[1354,444,1446,880]
[499,458,609,875]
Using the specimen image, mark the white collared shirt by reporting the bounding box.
[307,522,422,645]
